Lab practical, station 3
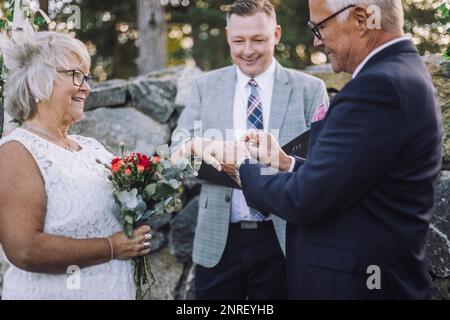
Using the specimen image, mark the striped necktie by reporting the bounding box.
[246,78,267,221]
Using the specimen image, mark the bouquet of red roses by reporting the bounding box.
[99,144,200,299]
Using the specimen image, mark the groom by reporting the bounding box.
[171,0,328,299]
[195,0,443,299]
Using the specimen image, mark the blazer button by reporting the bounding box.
[225,195,231,203]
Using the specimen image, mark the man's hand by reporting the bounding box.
[187,138,251,172]
[241,130,292,171]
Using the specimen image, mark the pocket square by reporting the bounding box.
[312,103,328,123]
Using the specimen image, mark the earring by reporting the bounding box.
[35,98,40,104]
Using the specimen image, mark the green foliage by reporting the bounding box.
[437,2,450,60]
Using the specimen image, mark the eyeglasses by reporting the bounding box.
[307,5,356,40]
[57,69,93,87]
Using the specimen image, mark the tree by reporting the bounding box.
[137,0,167,74]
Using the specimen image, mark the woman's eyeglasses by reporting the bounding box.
[57,69,93,87]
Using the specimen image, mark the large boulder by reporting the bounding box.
[85,79,128,111]
[169,197,199,263]
[128,67,184,124]
[148,246,184,300]
[427,171,450,282]
[70,107,171,155]
[427,58,450,170]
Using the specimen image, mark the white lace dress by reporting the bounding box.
[0,128,135,300]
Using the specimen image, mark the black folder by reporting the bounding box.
[197,130,310,189]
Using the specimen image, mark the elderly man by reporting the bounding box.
[194,0,443,299]
[170,0,327,300]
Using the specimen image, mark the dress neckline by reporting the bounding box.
[17,127,84,155]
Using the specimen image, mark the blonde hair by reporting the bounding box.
[226,0,277,26]
[0,26,91,121]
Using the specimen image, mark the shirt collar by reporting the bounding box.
[352,36,410,79]
[236,57,277,90]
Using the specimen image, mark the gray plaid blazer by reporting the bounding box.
[171,61,328,267]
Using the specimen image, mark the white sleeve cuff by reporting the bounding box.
[288,156,296,172]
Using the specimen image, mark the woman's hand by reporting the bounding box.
[110,225,152,260]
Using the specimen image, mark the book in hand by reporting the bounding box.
[196,130,310,189]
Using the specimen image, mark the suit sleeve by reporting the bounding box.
[170,80,202,154]
[240,74,404,226]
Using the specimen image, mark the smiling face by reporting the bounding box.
[309,0,360,74]
[48,55,91,125]
[226,11,281,77]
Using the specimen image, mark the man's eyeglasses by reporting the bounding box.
[58,69,93,87]
[307,5,356,40]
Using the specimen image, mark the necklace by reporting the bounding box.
[23,125,74,152]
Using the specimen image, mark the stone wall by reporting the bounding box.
[1,59,449,299]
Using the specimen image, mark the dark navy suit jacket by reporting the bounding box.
[240,40,443,299]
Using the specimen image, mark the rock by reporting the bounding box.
[149,231,167,253]
[0,245,9,298]
[148,213,172,231]
[427,57,450,170]
[0,103,4,137]
[169,197,198,263]
[305,63,352,91]
[148,246,184,300]
[175,262,196,300]
[85,79,128,111]
[175,66,203,110]
[70,107,171,155]
[128,67,184,124]
[427,171,450,279]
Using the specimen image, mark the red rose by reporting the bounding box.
[111,159,123,173]
[124,168,132,176]
[137,154,150,169]
[137,165,145,173]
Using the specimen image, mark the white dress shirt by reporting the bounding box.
[231,58,276,223]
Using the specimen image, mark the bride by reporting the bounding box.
[0,27,151,299]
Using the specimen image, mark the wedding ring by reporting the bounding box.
[143,241,151,248]
[144,233,152,240]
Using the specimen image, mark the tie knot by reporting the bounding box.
[248,78,258,88]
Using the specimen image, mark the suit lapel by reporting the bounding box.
[269,62,292,132]
[215,67,236,139]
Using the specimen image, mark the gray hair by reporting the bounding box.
[0,25,91,121]
[325,0,404,33]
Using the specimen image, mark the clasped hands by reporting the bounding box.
[171,130,293,172]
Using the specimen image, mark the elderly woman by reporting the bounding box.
[0,29,151,299]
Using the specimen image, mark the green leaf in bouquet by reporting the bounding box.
[168,179,182,190]
[161,167,181,180]
[155,145,170,159]
[124,214,134,225]
[174,197,183,212]
[117,188,147,213]
[125,223,133,238]
[155,181,177,199]
[139,210,154,222]
[153,200,166,216]
[175,157,190,171]
[164,196,175,213]
[144,183,157,199]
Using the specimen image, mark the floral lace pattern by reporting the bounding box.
[0,128,135,300]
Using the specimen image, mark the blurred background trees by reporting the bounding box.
[1,0,449,81]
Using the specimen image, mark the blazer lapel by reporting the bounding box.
[269,62,292,132]
[215,67,236,140]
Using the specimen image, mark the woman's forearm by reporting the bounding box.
[11,232,112,274]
